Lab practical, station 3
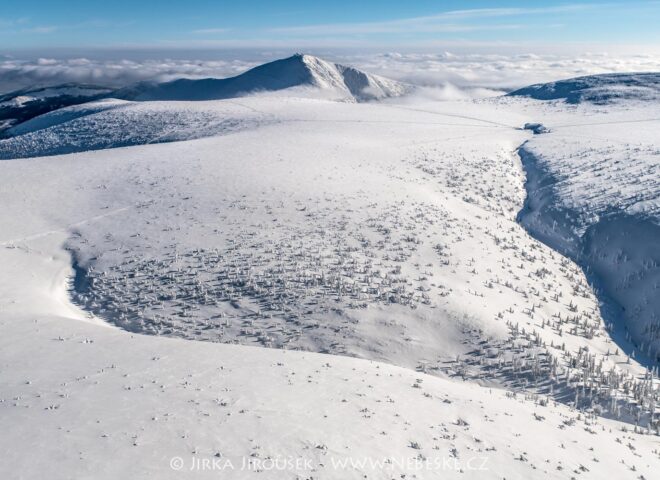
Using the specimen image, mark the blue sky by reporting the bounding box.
[1,0,659,51]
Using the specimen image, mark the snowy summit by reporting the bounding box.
[115,54,411,102]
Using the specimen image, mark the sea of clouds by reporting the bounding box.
[346,51,660,97]
[1,50,660,98]
[0,56,257,94]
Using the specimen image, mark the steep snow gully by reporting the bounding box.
[517,144,660,367]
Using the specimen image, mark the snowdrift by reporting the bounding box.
[518,115,660,364]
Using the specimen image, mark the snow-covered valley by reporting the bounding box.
[1,57,659,479]
[511,94,660,367]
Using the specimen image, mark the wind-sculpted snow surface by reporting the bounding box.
[508,72,660,104]
[0,83,113,135]
[0,100,274,159]
[4,250,659,479]
[0,95,645,424]
[516,101,660,366]
[5,98,131,136]
[1,86,660,478]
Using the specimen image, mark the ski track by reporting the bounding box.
[0,205,133,247]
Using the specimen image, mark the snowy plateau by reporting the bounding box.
[0,54,659,479]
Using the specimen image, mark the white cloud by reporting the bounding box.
[336,51,660,90]
[0,50,659,96]
[0,57,258,94]
[271,4,601,36]
[440,4,600,19]
[22,26,58,34]
[191,28,229,35]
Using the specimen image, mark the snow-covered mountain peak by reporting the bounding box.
[116,54,410,102]
[292,53,411,101]
[0,55,410,135]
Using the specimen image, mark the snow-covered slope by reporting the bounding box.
[508,72,660,104]
[512,99,660,365]
[114,54,410,102]
[3,234,658,479]
[0,55,406,144]
[0,55,409,159]
[5,98,130,137]
[0,84,113,135]
[505,73,660,368]
[1,95,656,421]
[0,99,273,159]
[1,80,659,478]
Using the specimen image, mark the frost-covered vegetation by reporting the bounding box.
[514,96,660,370]
[1,61,659,479]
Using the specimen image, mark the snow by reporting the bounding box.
[509,96,660,365]
[0,84,113,136]
[0,55,410,156]
[508,72,660,104]
[1,64,659,479]
[6,99,131,136]
[0,95,36,108]
[2,233,658,479]
[114,54,411,103]
[0,99,273,159]
[0,85,112,106]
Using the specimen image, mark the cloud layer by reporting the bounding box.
[344,51,660,90]
[1,51,660,96]
[0,57,258,94]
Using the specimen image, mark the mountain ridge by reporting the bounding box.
[0,54,410,136]
[114,54,410,102]
[0,83,112,136]
[508,72,660,104]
